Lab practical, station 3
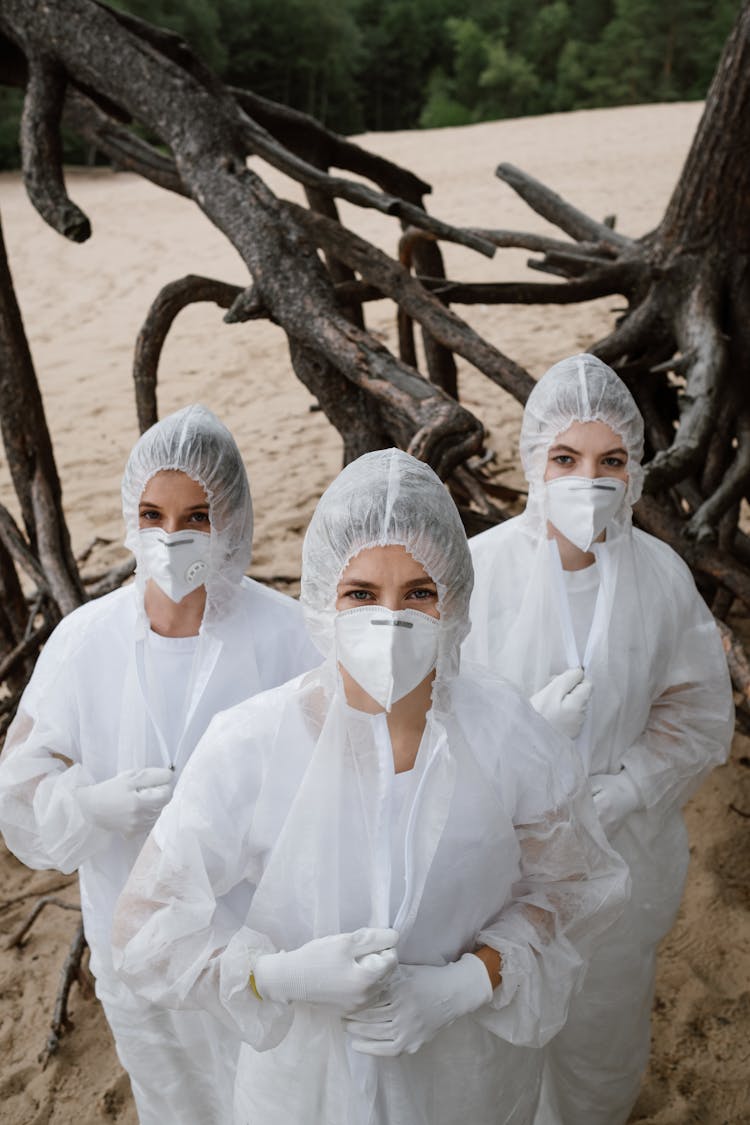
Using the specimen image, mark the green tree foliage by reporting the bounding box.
[217,0,364,131]
[0,0,742,169]
[107,0,227,72]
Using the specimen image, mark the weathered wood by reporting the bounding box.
[0,0,483,478]
[40,919,89,1069]
[5,895,81,951]
[133,275,244,432]
[688,411,750,540]
[304,186,365,331]
[0,214,85,616]
[635,495,750,608]
[231,88,432,202]
[717,619,750,704]
[643,264,728,492]
[496,164,634,252]
[416,264,642,306]
[0,621,53,683]
[399,230,458,398]
[0,504,53,596]
[475,228,617,258]
[287,338,391,464]
[288,202,535,404]
[0,0,749,676]
[83,558,136,598]
[63,89,187,197]
[21,54,91,242]
[235,113,496,258]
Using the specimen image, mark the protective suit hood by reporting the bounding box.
[301,448,473,690]
[520,353,644,537]
[122,404,254,625]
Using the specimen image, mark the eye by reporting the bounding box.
[601,456,626,468]
[407,587,438,601]
[189,511,211,525]
[344,589,374,601]
[550,454,574,466]
[139,509,161,522]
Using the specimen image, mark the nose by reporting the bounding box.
[378,596,402,613]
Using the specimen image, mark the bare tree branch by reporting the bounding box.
[133,275,244,432]
[496,163,634,251]
[21,54,91,241]
[63,89,187,196]
[645,267,728,492]
[288,202,535,403]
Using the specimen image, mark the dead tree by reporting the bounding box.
[0,0,748,1068]
[0,0,747,684]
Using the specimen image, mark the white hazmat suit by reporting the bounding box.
[113,448,628,1125]
[0,405,319,1124]
[464,356,734,1124]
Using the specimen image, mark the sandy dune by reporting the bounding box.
[0,100,748,1123]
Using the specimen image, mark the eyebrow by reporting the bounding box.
[138,500,210,510]
[339,577,436,589]
[548,444,627,457]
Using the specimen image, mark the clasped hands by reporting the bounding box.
[252,928,492,1056]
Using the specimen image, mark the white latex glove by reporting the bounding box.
[344,952,492,1056]
[253,928,398,1010]
[530,667,592,739]
[590,769,641,836]
[76,767,174,837]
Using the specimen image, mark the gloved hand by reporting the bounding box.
[344,952,492,1056]
[253,928,398,1011]
[530,667,592,739]
[590,769,641,837]
[76,768,174,837]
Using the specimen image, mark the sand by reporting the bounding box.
[0,100,748,1123]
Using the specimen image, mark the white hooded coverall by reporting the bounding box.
[464,355,734,1125]
[0,405,319,1124]
[113,448,628,1125]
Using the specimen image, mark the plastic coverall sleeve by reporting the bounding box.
[467,686,630,1048]
[619,553,733,811]
[0,615,112,874]
[112,707,294,1052]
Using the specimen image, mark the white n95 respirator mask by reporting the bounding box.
[335,606,440,712]
[545,476,627,552]
[138,528,211,603]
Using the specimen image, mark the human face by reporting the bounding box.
[138,470,210,534]
[544,420,629,484]
[335,544,439,618]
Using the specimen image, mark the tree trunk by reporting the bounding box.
[0,212,85,616]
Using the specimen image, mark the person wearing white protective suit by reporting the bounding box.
[112,447,628,1125]
[0,405,319,1125]
[464,354,734,1125]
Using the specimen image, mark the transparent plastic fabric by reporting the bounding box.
[0,406,319,1125]
[113,449,628,1125]
[464,357,734,1123]
[113,666,628,1125]
[0,579,318,1125]
[122,404,254,625]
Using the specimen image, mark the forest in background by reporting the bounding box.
[0,0,742,168]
